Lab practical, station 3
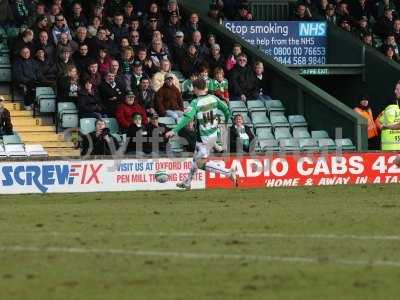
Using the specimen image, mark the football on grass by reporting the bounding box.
[155,170,168,183]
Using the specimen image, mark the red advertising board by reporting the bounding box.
[206,152,400,189]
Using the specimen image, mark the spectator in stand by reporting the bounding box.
[110,13,129,44]
[0,97,13,137]
[57,65,80,103]
[233,2,253,20]
[338,18,353,33]
[13,47,44,110]
[87,16,102,38]
[376,0,396,20]
[149,38,170,71]
[116,91,148,132]
[34,48,57,84]
[92,27,117,58]
[164,0,181,20]
[81,118,119,156]
[375,7,395,38]
[109,59,127,92]
[10,0,30,27]
[362,33,375,46]
[382,33,400,55]
[226,43,242,72]
[254,61,271,101]
[118,38,130,58]
[206,43,226,74]
[164,11,182,46]
[74,26,91,48]
[291,4,313,21]
[73,43,91,74]
[191,30,209,58]
[198,65,212,89]
[129,30,145,53]
[137,47,157,76]
[393,19,400,44]
[99,72,124,116]
[97,47,112,77]
[123,1,136,24]
[337,2,351,21]
[209,67,229,102]
[77,76,106,119]
[131,60,147,91]
[128,16,141,34]
[354,16,372,39]
[353,95,379,149]
[170,31,187,71]
[143,15,161,45]
[57,32,78,56]
[69,2,88,32]
[52,14,72,44]
[181,73,198,102]
[56,48,74,78]
[324,4,337,24]
[35,31,55,60]
[152,59,180,92]
[229,114,254,153]
[352,0,372,21]
[205,34,217,52]
[12,29,34,60]
[383,45,400,62]
[126,112,149,154]
[31,15,50,38]
[120,46,135,87]
[27,2,46,27]
[155,73,184,120]
[180,44,203,78]
[208,3,225,24]
[185,12,201,38]
[85,61,102,92]
[228,53,258,101]
[137,76,156,115]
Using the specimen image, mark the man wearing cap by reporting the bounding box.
[145,111,167,153]
[131,60,148,91]
[155,73,184,121]
[115,91,148,132]
[0,97,13,137]
[170,31,187,71]
[126,112,149,154]
[164,11,182,45]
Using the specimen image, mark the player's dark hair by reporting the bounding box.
[192,78,207,90]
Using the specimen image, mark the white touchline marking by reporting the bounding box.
[0,245,400,268]
[2,232,400,241]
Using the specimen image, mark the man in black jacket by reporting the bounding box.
[0,97,13,136]
[98,72,124,116]
[228,53,258,101]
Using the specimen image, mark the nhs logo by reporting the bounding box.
[299,22,326,36]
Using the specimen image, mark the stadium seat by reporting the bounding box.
[274,127,292,140]
[288,115,308,127]
[0,144,6,157]
[2,134,22,145]
[57,102,78,130]
[311,130,329,139]
[36,87,55,98]
[256,127,275,140]
[270,115,290,127]
[335,138,356,150]
[159,117,176,128]
[37,95,56,114]
[318,138,337,151]
[0,55,10,65]
[293,127,311,139]
[229,101,248,113]
[279,138,300,151]
[247,100,266,112]
[4,144,26,157]
[265,100,285,114]
[251,112,271,128]
[25,144,48,157]
[0,67,10,82]
[104,118,119,134]
[298,138,319,151]
[259,139,279,151]
[80,118,97,135]
[6,27,20,39]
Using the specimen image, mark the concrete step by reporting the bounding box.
[12,117,53,126]
[25,141,75,148]
[14,125,56,132]
[10,110,33,117]
[4,102,24,111]
[19,132,66,142]
[46,148,80,157]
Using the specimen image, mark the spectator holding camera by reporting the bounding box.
[81,118,119,156]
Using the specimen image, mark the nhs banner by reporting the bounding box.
[224,21,327,65]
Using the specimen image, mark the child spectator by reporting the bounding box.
[97,47,112,77]
[181,73,198,102]
[209,67,229,102]
[225,43,242,71]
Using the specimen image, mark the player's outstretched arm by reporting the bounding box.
[217,98,231,123]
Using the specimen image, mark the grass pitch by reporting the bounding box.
[1,185,400,300]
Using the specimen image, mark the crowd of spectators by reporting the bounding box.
[3,0,269,155]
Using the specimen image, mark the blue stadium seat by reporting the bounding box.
[335,138,356,150]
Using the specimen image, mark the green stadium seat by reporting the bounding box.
[57,102,78,130]
[298,138,319,151]
[36,87,55,98]
[335,138,356,150]
[270,115,290,127]
[229,101,248,113]
[6,27,20,39]
[311,130,329,139]
[265,100,285,114]
[38,97,56,114]
[251,112,271,128]
[168,137,183,153]
[279,138,300,151]
[274,127,292,140]
[247,100,266,112]
[2,134,22,145]
[233,112,252,125]
[104,118,120,134]
[4,144,26,157]
[0,67,10,82]
[256,127,275,140]
[288,115,308,127]
[259,139,279,151]
[159,116,176,128]
[80,118,97,135]
[293,127,311,139]
[0,55,10,65]
[318,138,337,151]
